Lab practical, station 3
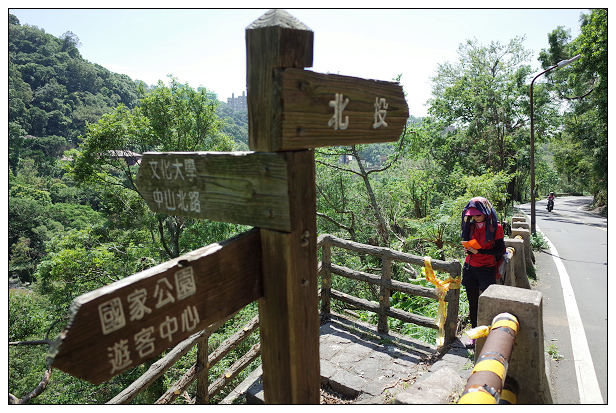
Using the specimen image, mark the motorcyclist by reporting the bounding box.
[547,192,555,211]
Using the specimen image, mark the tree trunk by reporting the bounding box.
[351,146,389,245]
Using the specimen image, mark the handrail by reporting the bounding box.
[107,311,259,404]
[156,314,260,404]
[317,234,461,346]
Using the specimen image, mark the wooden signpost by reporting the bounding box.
[47,9,408,404]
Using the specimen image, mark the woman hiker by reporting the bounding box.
[460,196,505,347]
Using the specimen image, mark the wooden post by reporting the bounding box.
[246,9,313,153]
[444,261,461,345]
[320,237,332,319]
[246,10,320,404]
[378,257,392,334]
[195,337,209,404]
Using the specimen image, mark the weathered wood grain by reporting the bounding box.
[48,229,263,384]
[277,68,409,149]
[134,151,291,231]
[247,9,321,404]
[247,9,314,152]
[257,150,320,404]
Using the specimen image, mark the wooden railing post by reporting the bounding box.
[321,237,332,319]
[444,260,461,345]
[378,257,392,334]
[246,10,320,404]
[194,337,209,404]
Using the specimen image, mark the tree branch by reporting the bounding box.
[316,212,356,240]
[158,217,174,258]
[9,366,52,404]
[366,124,410,175]
[8,330,58,404]
[9,339,53,346]
[315,158,362,176]
[562,87,594,101]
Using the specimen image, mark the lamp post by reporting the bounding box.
[529,54,580,234]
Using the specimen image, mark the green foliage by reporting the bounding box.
[217,103,249,150]
[139,77,232,152]
[458,170,513,212]
[10,182,52,205]
[35,229,112,310]
[9,15,140,143]
[424,36,539,203]
[530,231,549,251]
[9,9,603,404]
[389,286,439,342]
[538,9,607,204]
[8,290,56,401]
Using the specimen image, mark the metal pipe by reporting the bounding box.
[458,313,519,404]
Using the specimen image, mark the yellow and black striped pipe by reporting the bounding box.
[458,313,519,404]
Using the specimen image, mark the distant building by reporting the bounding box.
[227,91,247,112]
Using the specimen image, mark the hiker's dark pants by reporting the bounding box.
[462,263,496,328]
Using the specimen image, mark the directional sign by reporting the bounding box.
[135,151,292,231]
[48,229,263,384]
[274,68,409,150]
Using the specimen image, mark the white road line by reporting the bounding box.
[537,222,604,404]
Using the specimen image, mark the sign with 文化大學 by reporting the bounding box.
[134,151,292,231]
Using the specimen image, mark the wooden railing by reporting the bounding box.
[108,233,462,404]
[318,234,461,346]
[107,311,260,404]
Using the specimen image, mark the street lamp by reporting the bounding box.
[529,54,580,234]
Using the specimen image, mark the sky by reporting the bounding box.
[7,3,590,118]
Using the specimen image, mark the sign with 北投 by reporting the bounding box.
[47,230,262,384]
[273,68,409,150]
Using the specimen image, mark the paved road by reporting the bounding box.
[518,196,607,404]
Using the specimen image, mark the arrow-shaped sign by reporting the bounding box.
[135,151,292,231]
[275,68,409,150]
[48,229,262,384]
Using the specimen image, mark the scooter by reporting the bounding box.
[547,199,554,212]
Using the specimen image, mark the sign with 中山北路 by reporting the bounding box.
[134,151,292,231]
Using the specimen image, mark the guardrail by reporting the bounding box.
[107,311,260,404]
[317,234,461,347]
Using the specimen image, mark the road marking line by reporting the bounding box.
[537,222,604,404]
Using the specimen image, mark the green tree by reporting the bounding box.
[425,37,535,202]
[65,77,234,259]
[315,137,409,246]
[9,13,140,144]
[538,9,607,208]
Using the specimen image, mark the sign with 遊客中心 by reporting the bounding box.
[47,229,262,384]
